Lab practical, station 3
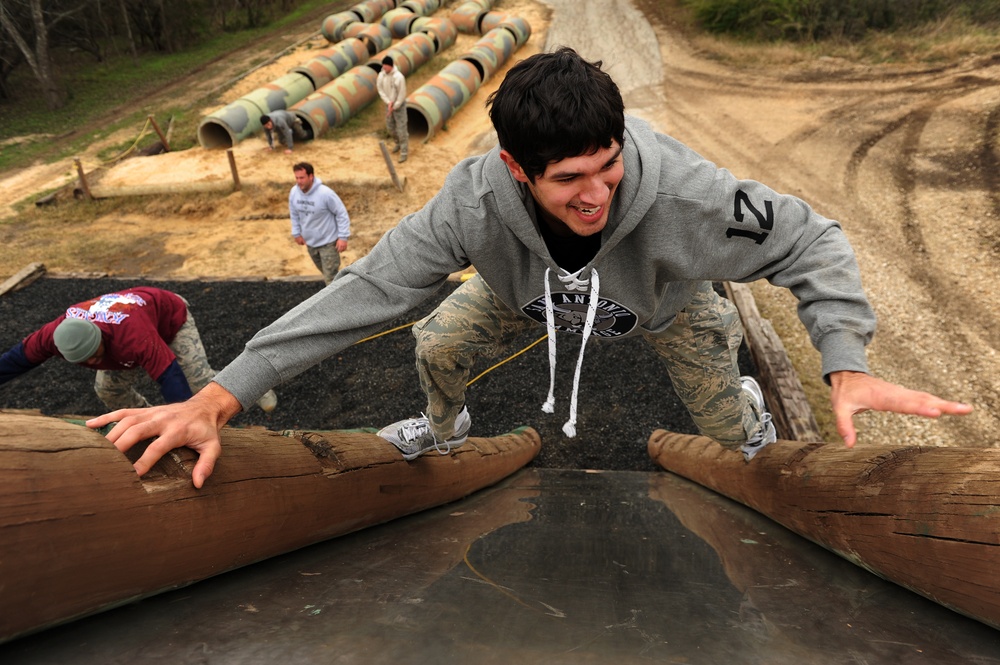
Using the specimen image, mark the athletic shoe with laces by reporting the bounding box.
[378,407,471,461]
[739,376,776,461]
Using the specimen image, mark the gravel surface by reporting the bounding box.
[0,277,756,472]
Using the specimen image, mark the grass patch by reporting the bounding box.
[637,0,1000,68]
[0,0,339,172]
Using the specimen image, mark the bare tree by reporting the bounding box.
[0,0,65,108]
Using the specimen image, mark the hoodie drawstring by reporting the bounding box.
[540,267,601,437]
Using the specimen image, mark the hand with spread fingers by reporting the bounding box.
[86,383,243,488]
[829,370,973,448]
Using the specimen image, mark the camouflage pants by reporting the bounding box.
[94,306,217,410]
[307,241,341,285]
[386,105,408,158]
[412,275,756,449]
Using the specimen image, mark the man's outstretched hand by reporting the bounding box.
[829,370,973,448]
[86,383,243,488]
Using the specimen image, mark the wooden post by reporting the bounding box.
[148,114,171,152]
[648,429,1000,631]
[725,281,821,442]
[379,141,405,193]
[0,262,45,297]
[0,413,540,642]
[227,149,241,191]
[74,159,93,200]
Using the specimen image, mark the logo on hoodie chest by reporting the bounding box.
[522,292,638,337]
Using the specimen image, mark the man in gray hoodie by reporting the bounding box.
[289,162,351,284]
[90,48,971,488]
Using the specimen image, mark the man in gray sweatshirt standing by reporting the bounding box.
[91,48,971,488]
[289,162,351,285]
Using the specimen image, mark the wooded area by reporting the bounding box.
[0,0,308,108]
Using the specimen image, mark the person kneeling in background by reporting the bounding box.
[0,286,277,412]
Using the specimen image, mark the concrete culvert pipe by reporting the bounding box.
[489,14,532,45]
[381,8,418,38]
[242,73,315,118]
[464,27,516,82]
[405,59,481,141]
[449,2,487,34]
[343,22,393,55]
[291,65,379,140]
[321,11,359,42]
[291,38,369,89]
[198,98,268,149]
[411,16,458,52]
[367,32,435,75]
[400,0,440,15]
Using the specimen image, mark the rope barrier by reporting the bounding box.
[351,322,548,388]
[98,117,152,165]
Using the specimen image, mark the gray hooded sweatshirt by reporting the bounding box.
[216,116,875,415]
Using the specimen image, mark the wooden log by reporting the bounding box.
[725,281,821,442]
[379,140,406,193]
[648,430,1000,630]
[0,413,541,642]
[227,148,241,191]
[73,158,93,200]
[88,180,236,198]
[0,262,45,297]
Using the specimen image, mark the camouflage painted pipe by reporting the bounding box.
[411,16,458,52]
[399,0,440,15]
[342,21,394,55]
[449,1,487,34]
[242,72,316,117]
[405,59,482,141]
[198,98,269,149]
[381,7,417,38]
[321,11,359,42]
[368,31,435,75]
[480,12,531,45]
[463,27,516,82]
[290,38,369,89]
[291,65,379,140]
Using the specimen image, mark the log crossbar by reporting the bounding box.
[0,413,540,643]
[649,430,1000,631]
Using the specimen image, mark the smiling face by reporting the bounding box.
[500,142,624,237]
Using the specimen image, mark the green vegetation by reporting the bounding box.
[0,0,339,172]
[677,0,1000,41]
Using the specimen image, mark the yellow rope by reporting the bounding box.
[351,323,547,387]
[353,321,416,344]
[99,117,152,164]
[467,335,548,386]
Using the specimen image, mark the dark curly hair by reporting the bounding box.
[486,47,625,181]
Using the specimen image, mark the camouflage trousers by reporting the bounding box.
[94,306,216,410]
[307,241,341,285]
[386,105,408,158]
[412,275,757,449]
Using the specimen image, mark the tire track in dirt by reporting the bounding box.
[844,78,1000,350]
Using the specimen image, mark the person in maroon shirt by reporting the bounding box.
[0,287,276,412]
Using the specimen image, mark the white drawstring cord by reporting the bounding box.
[540,267,601,438]
[541,268,557,414]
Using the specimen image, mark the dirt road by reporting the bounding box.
[2,0,998,448]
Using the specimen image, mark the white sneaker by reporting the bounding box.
[257,389,278,413]
[739,376,776,461]
[378,407,471,461]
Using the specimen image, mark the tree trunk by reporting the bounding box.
[116,0,138,61]
[0,0,65,109]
